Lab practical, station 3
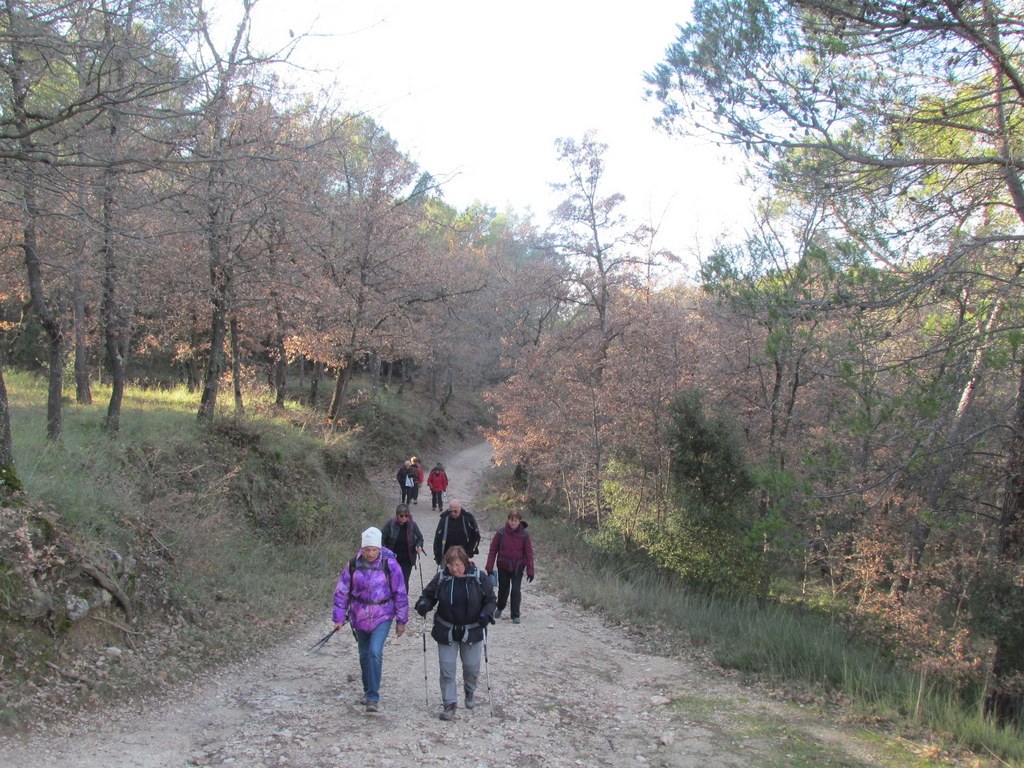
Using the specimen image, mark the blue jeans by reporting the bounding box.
[353,620,392,702]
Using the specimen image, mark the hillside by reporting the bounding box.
[0,441,943,768]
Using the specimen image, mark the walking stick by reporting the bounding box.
[305,627,338,655]
[419,558,430,708]
[483,625,493,716]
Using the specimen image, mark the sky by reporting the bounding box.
[229,0,755,275]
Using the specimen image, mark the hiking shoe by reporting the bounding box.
[365,700,379,713]
[465,694,475,710]
[494,608,502,620]
[512,617,521,624]
[440,703,457,721]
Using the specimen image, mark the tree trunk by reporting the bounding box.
[328,355,354,421]
[198,281,228,420]
[72,268,92,406]
[231,315,243,415]
[0,366,20,496]
[309,360,323,408]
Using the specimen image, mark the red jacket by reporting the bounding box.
[427,468,448,492]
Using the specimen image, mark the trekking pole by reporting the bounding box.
[419,561,430,708]
[483,626,492,716]
[305,627,338,656]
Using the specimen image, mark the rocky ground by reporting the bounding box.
[0,442,975,767]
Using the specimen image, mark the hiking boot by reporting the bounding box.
[439,703,457,721]
[494,608,502,620]
[464,693,475,710]
[512,617,521,624]
[365,700,379,713]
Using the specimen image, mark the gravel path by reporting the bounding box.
[0,442,932,768]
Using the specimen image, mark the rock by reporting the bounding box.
[650,695,671,706]
[658,731,675,746]
[22,588,54,619]
[65,594,90,621]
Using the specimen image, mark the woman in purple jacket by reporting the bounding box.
[333,527,409,713]
[485,511,535,624]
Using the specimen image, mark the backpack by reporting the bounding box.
[347,555,396,603]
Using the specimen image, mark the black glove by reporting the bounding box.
[479,611,494,626]
[415,599,429,617]
[527,575,534,583]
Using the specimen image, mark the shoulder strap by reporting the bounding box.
[348,556,395,601]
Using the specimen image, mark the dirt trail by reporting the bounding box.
[0,441,920,768]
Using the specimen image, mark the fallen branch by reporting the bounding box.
[44,660,93,686]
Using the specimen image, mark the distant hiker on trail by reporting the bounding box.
[485,510,535,625]
[381,503,425,590]
[409,456,424,504]
[332,527,409,714]
[397,460,416,504]
[415,545,496,720]
[432,500,481,565]
[427,462,449,511]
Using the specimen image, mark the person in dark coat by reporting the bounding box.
[432,500,481,564]
[381,503,425,590]
[397,460,416,504]
[485,510,535,624]
[415,545,496,720]
[409,456,424,504]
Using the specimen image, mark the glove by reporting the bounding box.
[415,599,429,617]
[527,575,534,583]
[479,611,494,626]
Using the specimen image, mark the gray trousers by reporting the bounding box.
[437,640,482,706]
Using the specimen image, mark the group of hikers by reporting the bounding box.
[331,457,536,720]
[396,456,449,511]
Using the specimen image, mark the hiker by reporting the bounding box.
[332,527,409,713]
[397,460,415,504]
[485,510,535,625]
[408,456,424,504]
[432,500,481,564]
[415,545,496,720]
[427,462,449,511]
[381,503,425,590]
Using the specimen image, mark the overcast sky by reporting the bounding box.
[228,0,754,275]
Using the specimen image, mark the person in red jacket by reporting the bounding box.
[427,462,449,511]
[485,510,535,624]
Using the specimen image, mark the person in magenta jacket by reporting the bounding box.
[333,527,409,713]
[485,511,535,624]
[427,462,449,511]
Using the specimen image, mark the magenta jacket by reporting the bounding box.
[485,521,535,579]
[333,547,409,632]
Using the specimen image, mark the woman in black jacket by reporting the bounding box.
[415,545,496,720]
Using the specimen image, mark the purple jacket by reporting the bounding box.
[333,547,409,632]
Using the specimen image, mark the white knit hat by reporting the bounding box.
[361,527,382,548]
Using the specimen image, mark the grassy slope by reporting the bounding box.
[0,371,485,731]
